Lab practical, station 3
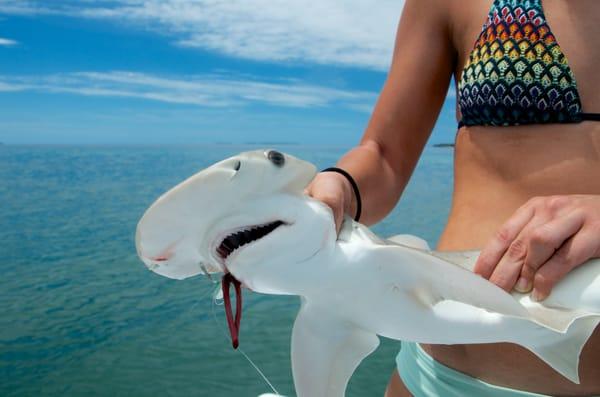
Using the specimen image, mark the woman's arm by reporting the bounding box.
[306,0,456,230]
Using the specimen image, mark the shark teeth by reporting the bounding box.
[216,221,284,260]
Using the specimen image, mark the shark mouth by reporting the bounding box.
[216,220,285,260]
[216,220,285,349]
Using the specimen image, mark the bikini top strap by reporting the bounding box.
[580,113,600,122]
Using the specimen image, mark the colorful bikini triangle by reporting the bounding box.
[457,0,599,127]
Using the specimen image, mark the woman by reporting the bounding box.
[305,0,600,395]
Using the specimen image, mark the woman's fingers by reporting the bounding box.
[474,204,535,279]
[475,195,597,296]
[532,226,596,301]
[304,172,353,234]
[488,237,529,292]
[488,210,583,293]
[488,215,549,292]
[519,211,585,289]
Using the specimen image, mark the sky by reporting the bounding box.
[0,0,457,145]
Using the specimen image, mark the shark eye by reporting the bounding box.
[267,150,285,167]
[233,160,241,171]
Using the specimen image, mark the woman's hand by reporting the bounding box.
[473,195,600,301]
[304,171,356,234]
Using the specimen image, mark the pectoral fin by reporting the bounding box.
[291,299,380,397]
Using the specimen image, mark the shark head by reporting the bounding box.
[135,149,337,294]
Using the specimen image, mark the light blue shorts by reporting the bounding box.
[396,342,551,397]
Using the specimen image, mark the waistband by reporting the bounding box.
[396,342,552,397]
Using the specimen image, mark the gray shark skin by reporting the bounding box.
[136,150,600,397]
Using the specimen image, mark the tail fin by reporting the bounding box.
[523,316,599,384]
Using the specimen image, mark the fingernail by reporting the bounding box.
[531,289,544,302]
[515,277,532,293]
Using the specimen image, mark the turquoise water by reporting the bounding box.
[0,145,453,397]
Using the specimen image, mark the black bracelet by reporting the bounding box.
[321,167,362,222]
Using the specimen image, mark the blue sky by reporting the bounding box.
[0,0,456,145]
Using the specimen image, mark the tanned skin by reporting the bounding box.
[305,0,600,395]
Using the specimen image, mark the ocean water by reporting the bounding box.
[0,144,453,397]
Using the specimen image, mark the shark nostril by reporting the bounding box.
[233,160,241,171]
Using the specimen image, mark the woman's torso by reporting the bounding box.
[421,0,600,395]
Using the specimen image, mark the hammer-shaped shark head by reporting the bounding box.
[135,149,337,294]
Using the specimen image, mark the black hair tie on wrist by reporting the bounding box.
[321,167,362,222]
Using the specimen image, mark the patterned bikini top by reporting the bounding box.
[457,0,600,127]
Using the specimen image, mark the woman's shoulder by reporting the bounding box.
[401,0,489,55]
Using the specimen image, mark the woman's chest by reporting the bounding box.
[450,0,600,112]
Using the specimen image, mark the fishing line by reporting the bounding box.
[211,284,281,396]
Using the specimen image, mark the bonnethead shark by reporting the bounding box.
[135,150,600,397]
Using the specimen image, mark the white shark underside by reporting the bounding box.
[135,150,600,397]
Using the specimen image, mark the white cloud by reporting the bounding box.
[0,81,25,91]
[0,37,17,46]
[0,71,377,111]
[0,0,404,70]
